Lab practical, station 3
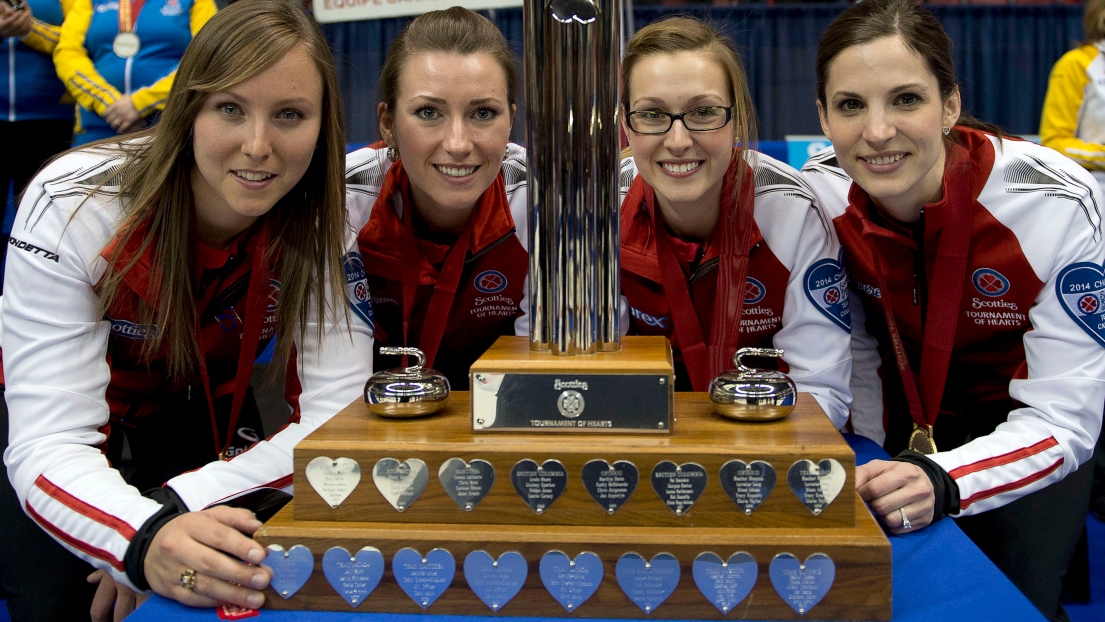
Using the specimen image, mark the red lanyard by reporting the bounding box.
[863,157,972,435]
[646,153,755,391]
[397,184,480,369]
[117,0,145,33]
[195,225,271,460]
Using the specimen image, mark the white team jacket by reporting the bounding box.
[2,143,375,588]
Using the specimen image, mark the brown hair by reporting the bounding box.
[377,6,517,136]
[95,0,347,377]
[815,0,1002,139]
[1085,0,1105,43]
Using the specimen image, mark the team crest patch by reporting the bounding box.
[344,251,375,329]
[265,279,281,313]
[803,254,851,331]
[972,268,1010,297]
[744,277,766,305]
[1056,262,1105,348]
[474,270,508,294]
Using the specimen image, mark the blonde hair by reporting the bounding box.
[95,0,346,376]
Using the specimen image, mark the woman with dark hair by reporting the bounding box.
[802,0,1105,618]
[617,16,852,426]
[1,0,372,615]
[349,6,527,390]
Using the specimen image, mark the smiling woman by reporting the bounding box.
[347,6,528,390]
[800,1,1105,619]
[616,16,853,433]
[0,0,374,618]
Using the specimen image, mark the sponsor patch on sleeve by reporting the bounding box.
[803,252,851,331]
[343,251,375,331]
[1055,262,1105,348]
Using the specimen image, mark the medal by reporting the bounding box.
[907,423,937,455]
[112,32,141,58]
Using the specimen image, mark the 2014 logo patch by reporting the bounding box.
[973,268,1010,297]
[1056,262,1105,348]
[474,270,508,294]
[344,251,375,330]
[744,277,766,305]
[803,252,850,332]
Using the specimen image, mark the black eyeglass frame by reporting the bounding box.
[624,105,735,135]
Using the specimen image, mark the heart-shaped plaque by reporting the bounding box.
[787,459,845,515]
[304,456,361,509]
[581,459,638,513]
[719,460,776,515]
[392,547,456,609]
[769,553,835,615]
[615,552,680,614]
[510,459,567,514]
[692,552,758,613]
[438,458,495,511]
[539,550,604,612]
[372,457,428,511]
[262,544,313,599]
[463,550,528,612]
[321,546,384,607]
[650,461,707,515]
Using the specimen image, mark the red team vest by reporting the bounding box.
[357,162,528,390]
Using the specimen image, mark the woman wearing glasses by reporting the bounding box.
[619,16,852,428]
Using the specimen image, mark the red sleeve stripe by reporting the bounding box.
[35,475,137,539]
[947,437,1059,479]
[25,502,126,571]
[959,457,1064,510]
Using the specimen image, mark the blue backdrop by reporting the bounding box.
[321,3,1084,144]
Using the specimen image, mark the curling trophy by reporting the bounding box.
[253,0,891,617]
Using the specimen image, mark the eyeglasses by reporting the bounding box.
[625,105,734,135]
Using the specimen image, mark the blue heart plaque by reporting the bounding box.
[463,550,528,611]
[615,552,680,614]
[650,461,707,515]
[769,552,835,615]
[321,546,384,607]
[719,460,776,515]
[692,551,758,613]
[539,550,604,612]
[262,544,313,599]
[1056,262,1105,347]
[392,547,456,609]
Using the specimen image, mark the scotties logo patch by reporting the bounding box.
[973,268,1010,297]
[744,277,766,305]
[803,252,850,331]
[1056,262,1105,348]
[474,270,508,294]
[343,251,375,330]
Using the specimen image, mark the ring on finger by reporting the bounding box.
[899,507,912,530]
[180,568,197,590]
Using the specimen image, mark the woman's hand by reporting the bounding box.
[0,3,33,38]
[103,98,143,133]
[88,569,149,622]
[856,459,936,534]
[143,506,272,610]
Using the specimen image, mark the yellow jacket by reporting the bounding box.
[1040,42,1105,179]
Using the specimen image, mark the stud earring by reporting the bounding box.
[503,147,510,161]
[386,145,399,162]
[942,126,951,136]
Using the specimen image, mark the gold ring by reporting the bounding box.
[180,568,197,590]
[899,507,912,530]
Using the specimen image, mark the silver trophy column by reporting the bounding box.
[525,0,622,355]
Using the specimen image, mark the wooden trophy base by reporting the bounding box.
[255,392,891,619]
[468,335,675,432]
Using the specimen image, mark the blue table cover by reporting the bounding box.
[127,434,1045,621]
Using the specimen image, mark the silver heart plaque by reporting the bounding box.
[769,552,835,614]
[510,459,567,514]
[692,552,758,614]
[719,460,776,515]
[650,461,707,515]
[438,458,495,511]
[615,552,680,614]
[786,459,845,515]
[305,456,361,509]
[581,459,638,514]
[372,457,428,512]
